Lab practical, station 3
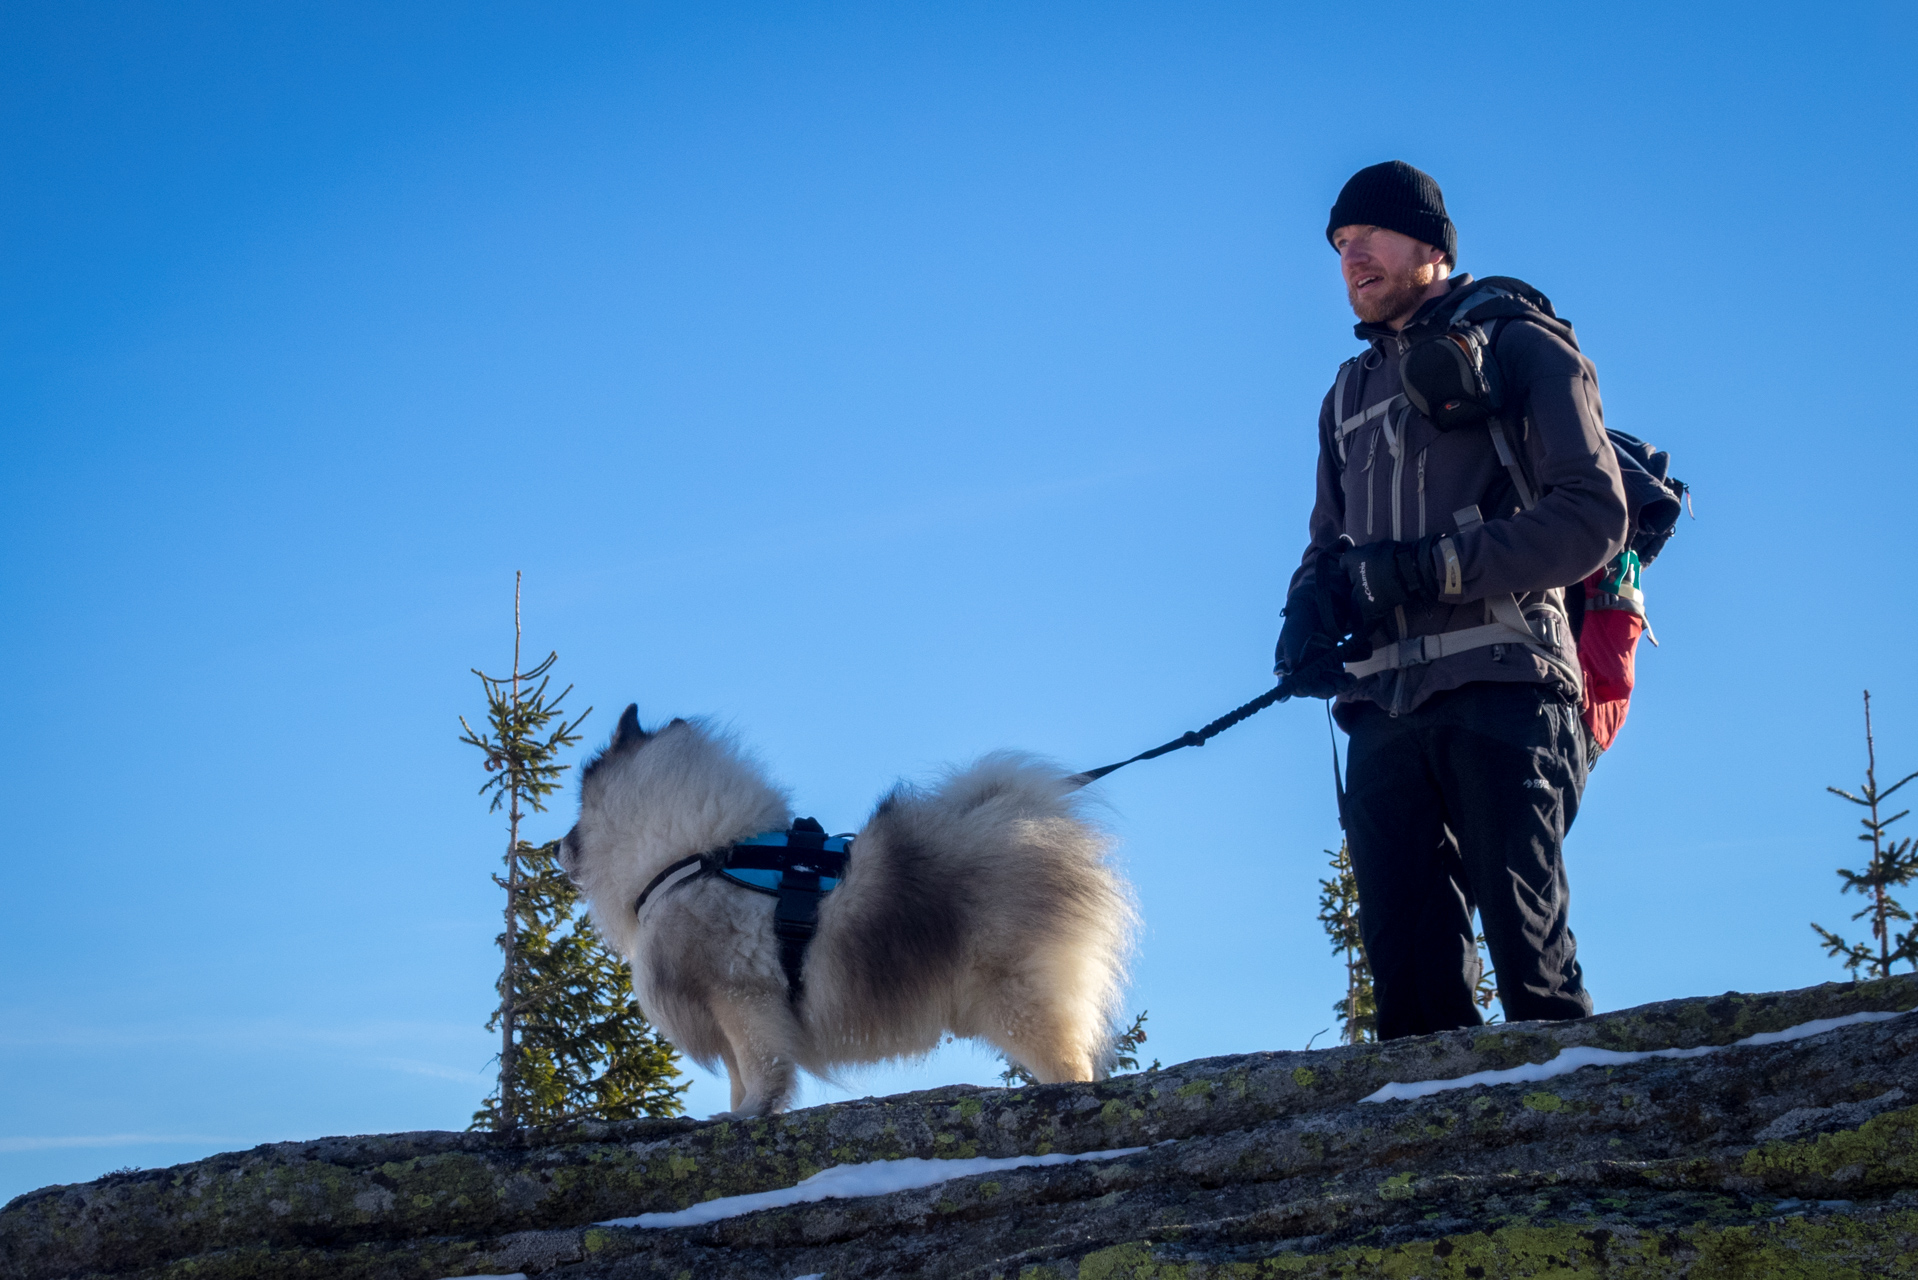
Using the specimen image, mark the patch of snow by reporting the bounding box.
[599,1146,1149,1230]
[1736,1013,1896,1046]
[1359,1009,1908,1104]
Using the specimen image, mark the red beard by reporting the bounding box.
[1348,264,1436,326]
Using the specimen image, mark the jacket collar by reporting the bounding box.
[1352,272,1475,348]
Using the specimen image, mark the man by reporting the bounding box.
[1276,160,1628,1039]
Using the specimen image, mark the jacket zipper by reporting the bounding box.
[1417,450,1428,537]
[1363,431,1379,538]
[1385,408,1404,542]
[1384,407,1407,642]
[1384,341,1410,643]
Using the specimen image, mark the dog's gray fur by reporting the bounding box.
[560,705,1136,1117]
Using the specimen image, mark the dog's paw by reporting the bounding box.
[707,1108,763,1121]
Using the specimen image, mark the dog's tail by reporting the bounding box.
[926,751,1139,1058]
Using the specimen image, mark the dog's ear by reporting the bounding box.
[558,825,583,878]
[611,703,649,752]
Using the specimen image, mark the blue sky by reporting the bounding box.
[4,1,1915,1200]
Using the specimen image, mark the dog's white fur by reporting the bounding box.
[561,707,1136,1117]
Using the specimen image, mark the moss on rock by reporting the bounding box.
[1054,1208,1918,1279]
[4,975,1915,1280]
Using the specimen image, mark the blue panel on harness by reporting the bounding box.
[734,831,855,852]
[719,866,844,894]
[720,828,850,896]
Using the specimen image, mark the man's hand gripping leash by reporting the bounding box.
[1273,535,1375,700]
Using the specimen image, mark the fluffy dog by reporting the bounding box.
[559,705,1136,1117]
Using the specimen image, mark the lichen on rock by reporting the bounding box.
[3,976,1915,1278]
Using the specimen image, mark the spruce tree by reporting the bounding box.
[1472,931,1499,1018]
[460,574,688,1129]
[1317,840,1376,1044]
[1812,690,1918,980]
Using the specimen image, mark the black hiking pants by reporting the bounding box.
[1341,681,1594,1040]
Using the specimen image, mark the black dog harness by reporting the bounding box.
[632,817,852,1004]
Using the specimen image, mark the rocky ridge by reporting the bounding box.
[4,975,1917,1278]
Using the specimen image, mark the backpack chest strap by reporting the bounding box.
[1343,617,1546,676]
[1342,504,1578,689]
[1335,391,1406,466]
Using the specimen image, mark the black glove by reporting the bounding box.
[1274,558,1360,700]
[1339,535,1442,625]
[1277,636,1354,699]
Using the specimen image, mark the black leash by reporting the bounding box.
[1070,677,1301,786]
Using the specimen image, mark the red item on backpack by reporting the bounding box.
[1578,572,1644,753]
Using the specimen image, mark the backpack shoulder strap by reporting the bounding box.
[1461,282,1559,511]
[1469,275,1558,316]
[1331,357,1358,462]
[1333,356,1356,420]
[1438,276,1579,352]
[1487,418,1538,511]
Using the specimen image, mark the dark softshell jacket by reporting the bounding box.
[1290,274,1630,717]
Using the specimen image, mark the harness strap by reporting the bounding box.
[634,853,712,915]
[629,819,851,1007]
[735,819,846,1005]
[772,875,823,1004]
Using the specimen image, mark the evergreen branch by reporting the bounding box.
[1810,922,1870,966]
[470,649,561,689]
[1876,771,1918,802]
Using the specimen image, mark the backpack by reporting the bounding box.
[1571,431,1687,755]
[1393,277,1690,756]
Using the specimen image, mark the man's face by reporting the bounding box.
[1333,224,1446,327]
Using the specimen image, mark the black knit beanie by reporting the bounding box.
[1326,161,1456,265]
